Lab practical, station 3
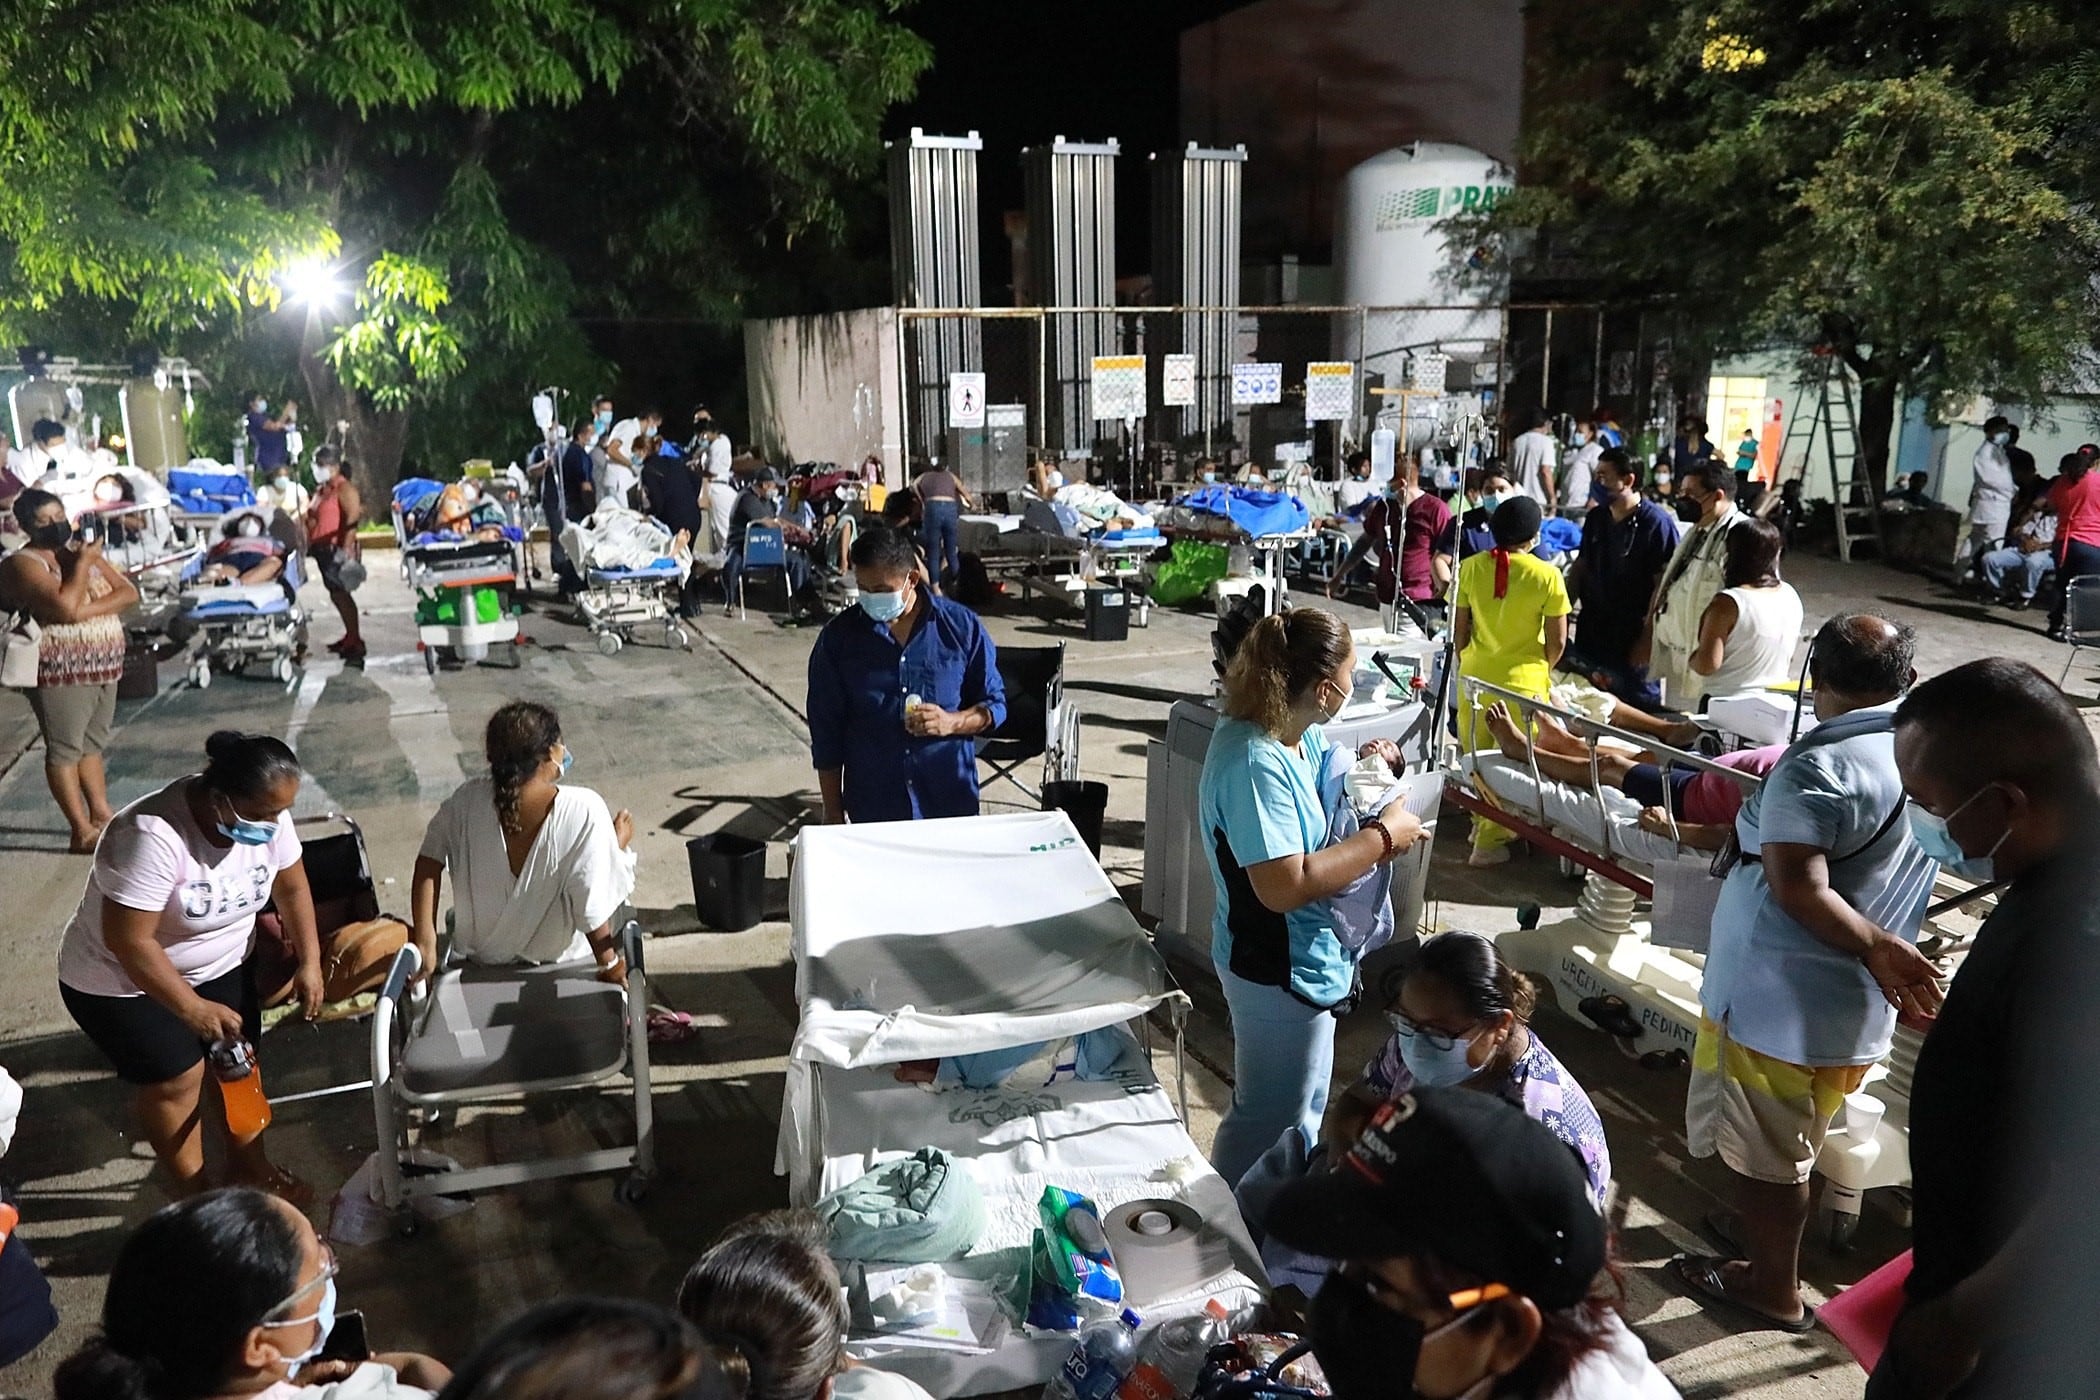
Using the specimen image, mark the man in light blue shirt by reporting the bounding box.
[1674,614,1945,1334]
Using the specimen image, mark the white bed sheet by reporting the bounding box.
[780,815,1180,1183]
[1461,753,1686,867]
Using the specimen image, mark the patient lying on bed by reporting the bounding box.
[411,701,638,984]
[1480,701,1781,851]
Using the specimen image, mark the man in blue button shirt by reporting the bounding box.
[807,525,1006,824]
[1672,613,1943,1334]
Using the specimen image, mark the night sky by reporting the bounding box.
[889,0,1243,287]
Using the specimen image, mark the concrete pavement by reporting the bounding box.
[0,547,2070,1398]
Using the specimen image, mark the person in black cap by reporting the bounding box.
[1267,1088,1678,1400]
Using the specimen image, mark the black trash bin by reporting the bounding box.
[686,833,767,932]
[1041,780,1109,858]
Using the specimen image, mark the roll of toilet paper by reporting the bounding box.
[1104,1197,1231,1306]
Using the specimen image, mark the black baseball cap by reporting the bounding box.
[1265,1088,1604,1310]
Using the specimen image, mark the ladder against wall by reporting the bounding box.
[1778,350,1879,562]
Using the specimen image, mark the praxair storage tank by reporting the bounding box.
[1336,143,1512,458]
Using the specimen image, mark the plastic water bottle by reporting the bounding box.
[1046,1307,1143,1400]
[208,1039,272,1143]
[1117,1299,1230,1400]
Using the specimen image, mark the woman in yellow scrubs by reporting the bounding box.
[1454,496,1570,865]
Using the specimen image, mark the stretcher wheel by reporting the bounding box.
[394,1207,421,1239]
[1516,903,1541,930]
[190,662,212,691]
[615,1172,652,1207]
[1827,1209,1860,1253]
[423,645,438,677]
[272,656,295,684]
[596,630,624,657]
[666,623,691,651]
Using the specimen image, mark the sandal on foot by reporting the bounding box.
[1666,1253,1816,1334]
[239,1166,317,1212]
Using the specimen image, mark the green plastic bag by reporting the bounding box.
[1150,539,1229,607]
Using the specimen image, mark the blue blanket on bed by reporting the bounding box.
[1175,484,1309,538]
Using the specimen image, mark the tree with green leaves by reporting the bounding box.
[1480,0,2100,495]
[0,0,928,479]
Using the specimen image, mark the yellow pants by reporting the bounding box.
[1456,677,1550,852]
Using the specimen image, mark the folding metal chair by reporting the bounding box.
[369,922,655,1234]
[733,524,795,619]
[975,643,1077,802]
[2058,575,2100,687]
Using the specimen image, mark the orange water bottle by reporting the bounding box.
[208,1038,273,1142]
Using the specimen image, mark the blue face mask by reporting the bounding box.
[1589,480,1614,506]
[1390,1014,1485,1088]
[558,745,574,778]
[860,588,908,622]
[595,411,613,431]
[217,795,278,847]
[1906,787,2007,881]
[270,1276,337,1371]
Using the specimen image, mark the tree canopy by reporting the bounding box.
[0,0,929,477]
[1482,0,2100,490]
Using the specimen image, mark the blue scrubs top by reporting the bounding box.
[246,411,289,469]
[807,597,1008,824]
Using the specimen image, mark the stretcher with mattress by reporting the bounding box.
[780,813,1265,1396]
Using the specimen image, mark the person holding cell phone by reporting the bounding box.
[1,487,138,852]
[53,1187,450,1400]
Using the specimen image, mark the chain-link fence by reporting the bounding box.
[897,301,1653,495]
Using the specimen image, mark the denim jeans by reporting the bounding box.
[922,498,961,588]
[1978,545,2051,600]
[1210,953,1335,1190]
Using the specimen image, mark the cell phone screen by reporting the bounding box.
[317,1308,371,1363]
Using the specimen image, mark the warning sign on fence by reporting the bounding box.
[1232,362,1283,406]
[1162,353,1196,407]
[1304,362,1355,422]
[1091,355,1147,421]
[947,372,986,429]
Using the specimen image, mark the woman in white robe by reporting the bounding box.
[411,702,636,982]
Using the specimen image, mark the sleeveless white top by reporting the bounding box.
[1691,581,1803,705]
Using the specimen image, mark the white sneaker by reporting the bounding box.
[1467,846,1512,868]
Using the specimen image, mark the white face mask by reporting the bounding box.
[312,465,335,484]
[1990,432,2011,446]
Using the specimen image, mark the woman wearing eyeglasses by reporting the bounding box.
[1264,1088,1677,1400]
[52,1187,450,1399]
[1235,933,1611,1296]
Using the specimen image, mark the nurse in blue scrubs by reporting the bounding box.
[807,525,1006,824]
[1199,607,1427,1187]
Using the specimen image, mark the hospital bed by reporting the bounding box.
[1441,674,1980,1248]
[779,814,1265,1396]
[368,922,656,1236]
[392,479,527,672]
[176,549,306,690]
[558,506,695,653]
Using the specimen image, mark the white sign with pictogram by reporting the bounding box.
[947,372,986,429]
[1091,355,1147,421]
[1162,353,1197,407]
[1304,362,1356,422]
[1232,361,1283,405]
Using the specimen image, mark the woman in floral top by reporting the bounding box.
[1235,932,1612,1294]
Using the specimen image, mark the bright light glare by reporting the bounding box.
[281,258,346,307]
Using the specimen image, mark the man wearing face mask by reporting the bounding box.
[806,525,1005,825]
[1438,463,1517,565]
[1557,419,1601,517]
[1330,466,1453,629]
[1265,1089,1679,1400]
[723,468,807,610]
[1564,450,1679,703]
[1872,659,2100,1398]
[1962,415,2017,570]
[1670,614,1941,1335]
[1636,461,1746,706]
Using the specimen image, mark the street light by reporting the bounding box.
[280,257,346,308]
